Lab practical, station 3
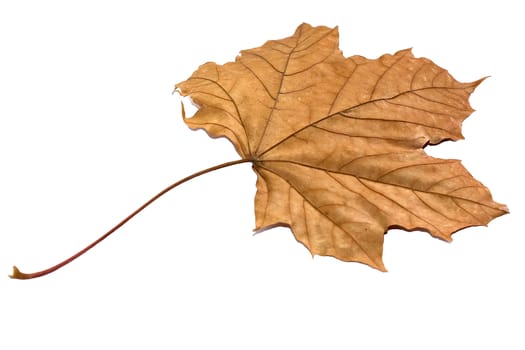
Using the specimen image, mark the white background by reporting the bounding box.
[0,1,522,349]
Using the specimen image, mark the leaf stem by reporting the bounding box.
[10,158,252,280]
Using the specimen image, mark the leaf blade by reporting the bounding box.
[177,23,508,269]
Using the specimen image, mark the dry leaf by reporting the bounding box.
[9,23,509,280]
[176,23,507,270]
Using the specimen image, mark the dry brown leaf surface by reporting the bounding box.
[176,23,508,270]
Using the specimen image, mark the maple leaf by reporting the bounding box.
[176,23,508,271]
[9,23,509,280]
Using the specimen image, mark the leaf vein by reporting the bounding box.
[356,177,443,234]
[259,164,379,264]
[451,198,484,224]
[241,51,284,75]
[260,160,504,212]
[238,60,277,100]
[258,85,470,157]
[376,161,454,181]
[369,50,409,100]
[187,76,251,153]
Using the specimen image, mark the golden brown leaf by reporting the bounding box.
[176,23,508,270]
